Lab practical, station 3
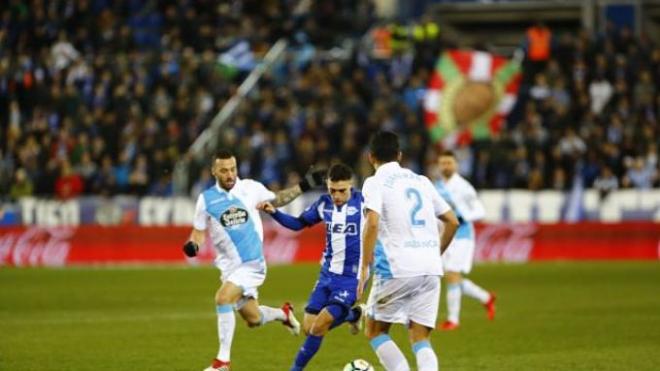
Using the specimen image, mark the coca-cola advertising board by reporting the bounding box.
[1,222,658,267]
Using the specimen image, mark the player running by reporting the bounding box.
[257,163,366,371]
[435,150,495,331]
[182,149,325,371]
[359,131,459,371]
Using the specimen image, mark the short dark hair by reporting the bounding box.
[327,163,353,182]
[369,131,400,163]
[439,150,456,158]
[215,149,235,160]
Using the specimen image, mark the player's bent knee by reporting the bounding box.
[365,326,383,339]
[215,293,234,305]
[309,320,331,336]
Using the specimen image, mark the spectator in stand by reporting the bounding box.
[55,160,84,199]
[623,156,657,189]
[589,74,613,114]
[524,20,552,83]
[9,167,33,200]
[593,166,619,199]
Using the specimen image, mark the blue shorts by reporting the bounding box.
[305,270,358,315]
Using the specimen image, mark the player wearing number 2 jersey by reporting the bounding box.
[359,131,459,371]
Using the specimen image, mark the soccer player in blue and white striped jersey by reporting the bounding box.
[258,163,365,371]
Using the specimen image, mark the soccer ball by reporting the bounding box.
[343,359,375,371]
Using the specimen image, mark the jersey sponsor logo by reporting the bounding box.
[326,222,358,235]
[404,239,439,248]
[219,207,249,227]
[346,206,359,216]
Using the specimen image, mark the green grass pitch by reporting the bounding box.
[1,262,659,370]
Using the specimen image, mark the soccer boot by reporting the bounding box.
[203,358,230,371]
[348,303,366,335]
[484,293,496,320]
[439,320,459,331]
[281,302,301,335]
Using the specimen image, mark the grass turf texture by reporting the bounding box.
[1,262,659,371]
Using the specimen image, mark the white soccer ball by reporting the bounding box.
[343,359,375,371]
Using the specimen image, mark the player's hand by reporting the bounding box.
[257,201,276,214]
[299,167,326,192]
[182,241,199,257]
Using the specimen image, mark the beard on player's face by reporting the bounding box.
[439,157,457,179]
[213,158,238,190]
[218,175,236,190]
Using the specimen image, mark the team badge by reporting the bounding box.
[220,207,249,227]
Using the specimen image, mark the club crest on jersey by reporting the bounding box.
[220,207,249,227]
[346,206,359,216]
[326,222,358,235]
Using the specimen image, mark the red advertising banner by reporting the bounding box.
[1,222,658,267]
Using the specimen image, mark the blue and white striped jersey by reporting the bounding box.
[299,190,365,278]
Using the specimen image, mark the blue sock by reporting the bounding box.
[327,304,350,330]
[330,306,360,329]
[345,307,360,323]
[291,335,323,370]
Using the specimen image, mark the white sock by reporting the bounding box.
[413,340,438,371]
[461,278,490,304]
[446,283,461,324]
[216,304,236,362]
[370,334,410,371]
[258,305,286,325]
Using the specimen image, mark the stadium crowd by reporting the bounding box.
[1,0,658,200]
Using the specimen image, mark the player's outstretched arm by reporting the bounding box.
[438,210,459,254]
[271,168,326,207]
[257,201,307,231]
[271,185,303,208]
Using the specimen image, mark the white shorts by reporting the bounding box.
[366,275,440,329]
[223,260,266,309]
[442,238,475,274]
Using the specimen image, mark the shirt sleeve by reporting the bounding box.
[250,180,276,204]
[455,182,485,222]
[271,210,307,231]
[299,197,324,226]
[193,194,207,230]
[424,177,451,216]
[362,177,383,215]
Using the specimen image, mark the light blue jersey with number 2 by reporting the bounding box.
[362,162,452,278]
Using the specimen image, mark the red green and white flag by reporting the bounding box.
[423,49,522,147]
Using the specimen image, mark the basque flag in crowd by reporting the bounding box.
[423,49,522,147]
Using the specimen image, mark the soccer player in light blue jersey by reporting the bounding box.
[435,151,495,331]
[258,163,366,371]
[360,131,459,371]
[182,149,325,371]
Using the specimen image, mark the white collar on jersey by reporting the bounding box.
[375,161,400,175]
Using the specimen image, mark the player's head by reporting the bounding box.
[368,131,401,167]
[438,150,458,179]
[326,163,353,206]
[212,149,238,191]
